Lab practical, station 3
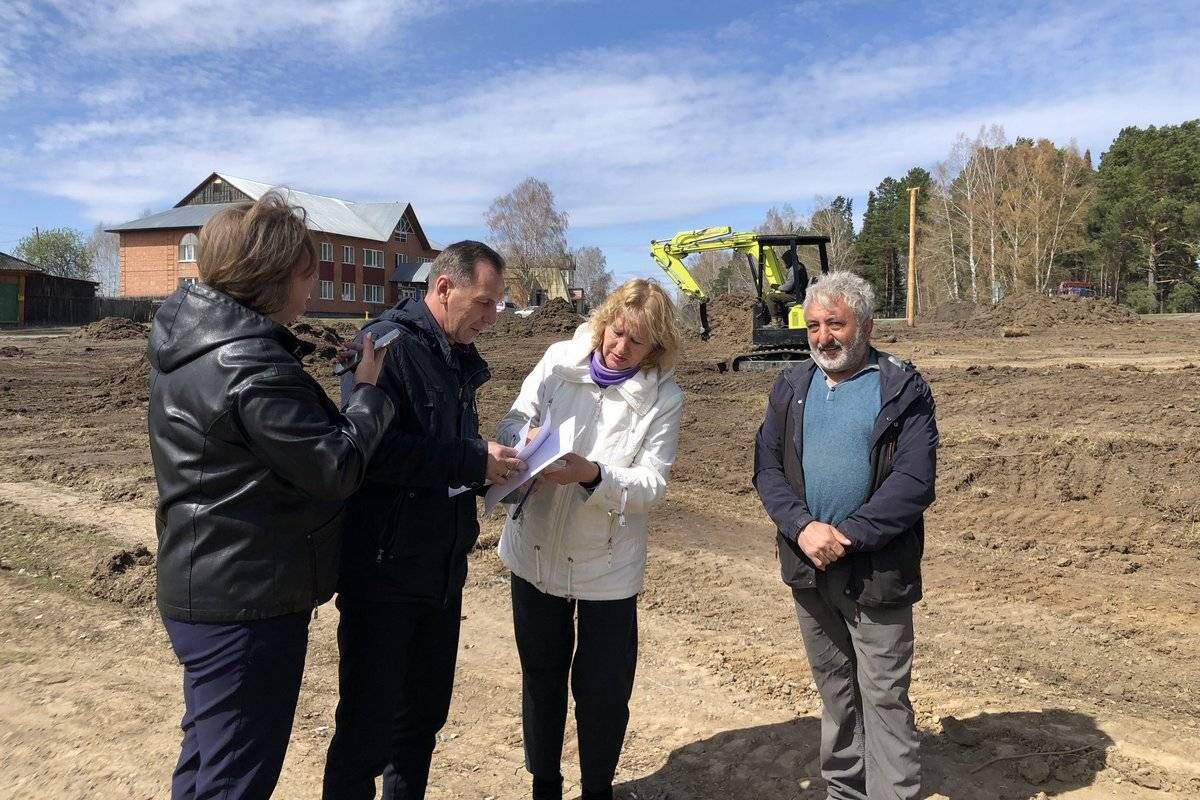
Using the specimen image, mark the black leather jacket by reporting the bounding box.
[148,283,394,622]
[338,298,490,606]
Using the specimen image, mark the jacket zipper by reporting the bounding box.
[306,532,320,618]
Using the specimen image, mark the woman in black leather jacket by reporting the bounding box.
[148,191,394,799]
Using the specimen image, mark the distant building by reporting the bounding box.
[107,173,441,316]
[0,251,99,326]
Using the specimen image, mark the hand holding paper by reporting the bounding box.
[484,411,576,513]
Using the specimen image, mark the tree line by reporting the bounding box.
[707,119,1199,316]
[16,119,1195,314]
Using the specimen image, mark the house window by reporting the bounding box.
[419,256,433,263]
[394,217,413,242]
[364,249,383,268]
[179,233,198,262]
[365,284,384,304]
[319,280,334,300]
[341,282,356,301]
[395,252,408,267]
[178,277,197,288]
[320,242,332,262]
[342,245,354,264]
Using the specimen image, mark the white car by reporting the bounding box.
[514,307,536,318]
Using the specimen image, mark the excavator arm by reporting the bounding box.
[649,226,792,339]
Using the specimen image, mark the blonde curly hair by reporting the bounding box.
[589,278,680,370]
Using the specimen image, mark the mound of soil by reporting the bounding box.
[289,320,344,360]
[113,352,150,387]
[960,293,1140,330]
[86,543,156,607]
[487,298,585,339]
[528,298,584,335]
[0,345,21,357]
[78,317,147,340]
[925,300,977,323]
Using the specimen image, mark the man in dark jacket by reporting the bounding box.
[323,241,524,800]
[753,272,937,800]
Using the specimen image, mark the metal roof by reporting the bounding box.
[106,204,231,232]
[389,263,431,283]
[220,175,409,242]
[0,251,43,272]
[108,174,435,245]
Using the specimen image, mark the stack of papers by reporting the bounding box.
[482,411,576,513]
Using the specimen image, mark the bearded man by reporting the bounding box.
[752,272,938,799]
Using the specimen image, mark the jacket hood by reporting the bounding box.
[149,282,306,373]
[550,323,676,417]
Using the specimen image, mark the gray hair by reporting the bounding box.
[803,271,876,324]
[427,240,505,286]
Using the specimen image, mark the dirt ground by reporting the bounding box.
[2,301,1199,799]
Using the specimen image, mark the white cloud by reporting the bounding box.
[4,0,1199,238]
[44,0,440,53]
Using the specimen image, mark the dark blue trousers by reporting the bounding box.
[322,593,463,800]
[163,611,310,800]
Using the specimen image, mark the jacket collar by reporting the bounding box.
[787,347,917,407]
[550,323,670,417]
[382,297,487,376]
[149,282,306,373]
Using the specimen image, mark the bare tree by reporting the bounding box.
[89,223,120,296]
[485,177,569,306]
[807,196,857,273]
[571,245,613,307]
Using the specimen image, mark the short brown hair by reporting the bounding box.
[197,191,316,315]
[427,240,505,286]
[589,278,681,369]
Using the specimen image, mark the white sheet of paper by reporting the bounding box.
[483,413,576,514]
[448,415,560,499]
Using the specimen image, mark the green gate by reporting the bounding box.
[0,282,18,324]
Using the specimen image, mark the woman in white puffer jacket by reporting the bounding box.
[496,278,683,800]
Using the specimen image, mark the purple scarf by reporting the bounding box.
[590,350,640,388]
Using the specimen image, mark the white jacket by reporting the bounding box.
[496,324,684,600]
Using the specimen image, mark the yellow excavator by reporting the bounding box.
[650,226,830,370]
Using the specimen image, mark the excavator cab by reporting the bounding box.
[649,227,830,370]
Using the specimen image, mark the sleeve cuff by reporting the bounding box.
[460,438,489,488]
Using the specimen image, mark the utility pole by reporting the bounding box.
[905,187,918,327]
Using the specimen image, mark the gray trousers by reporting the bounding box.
[792,568,920,800]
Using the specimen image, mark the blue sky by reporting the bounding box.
[1,0,1198,285]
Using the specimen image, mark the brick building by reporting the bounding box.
[107,173,441,316]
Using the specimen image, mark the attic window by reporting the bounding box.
[394,217,413,242]
[179,233,198,262]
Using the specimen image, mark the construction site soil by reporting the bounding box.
[2,301,1199,798]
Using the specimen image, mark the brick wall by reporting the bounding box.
[118,209,439,315]
[119,229,196,297]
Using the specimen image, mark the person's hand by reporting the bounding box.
[796,521,853,570]
[486,441,525,484]
[540,452,600,486]
[337,334,383,386]
[524,426,540,446]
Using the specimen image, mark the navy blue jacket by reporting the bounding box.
[338,298,490,606]
[753,350,938,607]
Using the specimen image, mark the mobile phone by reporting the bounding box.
[334,328,400,376]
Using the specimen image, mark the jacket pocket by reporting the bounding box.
[777,531,817,589]
[857,527,922,607]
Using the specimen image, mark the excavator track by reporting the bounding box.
[725,348,812,372]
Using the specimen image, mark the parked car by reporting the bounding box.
[1057,281,1095,298]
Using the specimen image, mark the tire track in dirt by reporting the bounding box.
[0,481,155,550]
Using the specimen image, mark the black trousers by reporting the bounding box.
[162,611,310,800]
[511,573,638,800]
[322,593,462,800]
